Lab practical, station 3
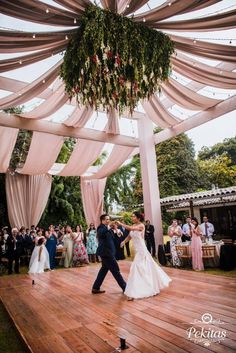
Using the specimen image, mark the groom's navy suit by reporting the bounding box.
[92,223,126,291]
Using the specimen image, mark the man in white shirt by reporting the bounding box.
[200,216,214,240]
[182,217,192,242]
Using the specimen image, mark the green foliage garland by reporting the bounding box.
[60,5,174,114]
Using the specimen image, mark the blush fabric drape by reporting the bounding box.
[0,60,61,110]
[59,139,104,176]
[0,127,18,173]
[5,172,52,228]
[80,178,107,227]
[19,132,64,175]
[85,145,134,180]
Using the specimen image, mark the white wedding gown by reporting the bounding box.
[124,230,171,299]
[29,245,50,274]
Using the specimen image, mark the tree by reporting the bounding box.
[40,138,86,228]
[131,133,200,205]
[198,136,236,165]
[104,159,136,212]
[197,153,236,189]
[39,176,85,228]
[103,133,200,214]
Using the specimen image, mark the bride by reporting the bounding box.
[118,211,171,300]
[29,236,50,274]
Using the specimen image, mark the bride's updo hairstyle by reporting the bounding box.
[133,211,144,222]
[37,237,45,246]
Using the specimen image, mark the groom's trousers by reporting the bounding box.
[92,256,126,291]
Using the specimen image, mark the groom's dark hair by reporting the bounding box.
[100,214,109,222]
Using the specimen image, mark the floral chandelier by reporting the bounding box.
[60,5,174,115]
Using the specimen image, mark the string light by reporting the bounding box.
[92,113,98,128]
[168,2,172,6]
[32,34,36,38]
[65,35,68,40]
[126,4,129,8]
[143,18,146,22]
[74,18,77,24]
[46,8,49,13]
[42,79,46,83]
[19,60,22,64]
[195,4,236,19]
[187,36,236,42]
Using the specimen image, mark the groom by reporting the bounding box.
[92,214,126,294]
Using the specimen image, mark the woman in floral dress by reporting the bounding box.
[73,225,89,266]
[168,219,182,267]
[86,223,98,263]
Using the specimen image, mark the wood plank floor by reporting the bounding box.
[0,261,235,353]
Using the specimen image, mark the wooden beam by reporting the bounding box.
[154,95,236,144]
[0,112,139,147]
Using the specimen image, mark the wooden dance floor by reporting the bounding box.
[0,261,235,353]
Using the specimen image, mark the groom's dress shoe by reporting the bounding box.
[92,289,106,294]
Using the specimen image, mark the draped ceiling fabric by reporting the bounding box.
[0,0,235,179]
[80,178,107,227]
[0,127,18,173]
[18,132,64,175]
[5,172,52,228]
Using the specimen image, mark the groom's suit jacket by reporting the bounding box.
[96,224,116,258]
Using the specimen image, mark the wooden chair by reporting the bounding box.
[222,239,233,244]
[55,247,67,261]
[0,257,8,275]
[164,241,172,265]
[175,245,192,267]
[202,245,216,259]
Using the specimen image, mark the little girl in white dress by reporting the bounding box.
[29,236,50,274]
[119,211,171,300]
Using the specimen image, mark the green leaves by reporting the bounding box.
[60,4,174,114]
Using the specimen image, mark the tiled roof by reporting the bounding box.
[160,186,236,206]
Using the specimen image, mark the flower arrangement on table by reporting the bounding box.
[60,5,174,115]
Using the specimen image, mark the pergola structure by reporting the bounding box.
[0,0,236,245]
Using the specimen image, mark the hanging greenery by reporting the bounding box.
[60,5,174,115]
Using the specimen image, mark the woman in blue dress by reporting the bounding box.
[45,225,58,269]
[86,223,98,263]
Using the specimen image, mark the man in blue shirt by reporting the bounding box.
[92,214,126,294]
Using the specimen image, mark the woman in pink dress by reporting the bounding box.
[191,217,204,271]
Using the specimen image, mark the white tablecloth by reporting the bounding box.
[178,241,223,267]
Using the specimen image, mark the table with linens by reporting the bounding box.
[177,241,223,267]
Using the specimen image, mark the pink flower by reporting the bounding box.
[115,55,121,65]
[92,55,98,63]
[119,76,125,86]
